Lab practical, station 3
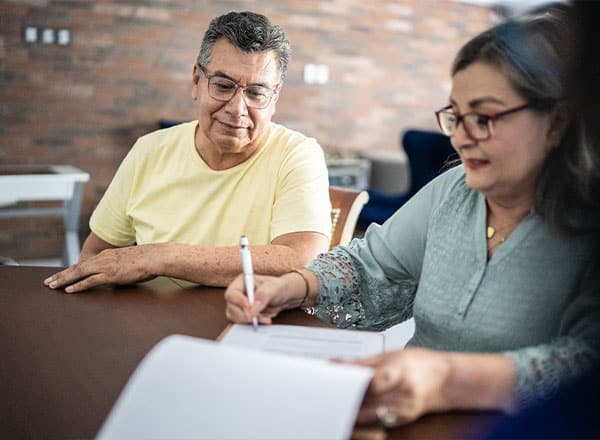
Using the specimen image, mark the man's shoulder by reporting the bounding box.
[138,120,196,144]
[266,122,319,149]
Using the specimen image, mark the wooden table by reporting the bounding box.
[0,266,501,439]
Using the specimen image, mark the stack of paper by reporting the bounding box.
[220,324,385,360]
[97,335,373,440]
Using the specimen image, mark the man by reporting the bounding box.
[45,11,331,292]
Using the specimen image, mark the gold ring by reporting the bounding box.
[376,406,398,428]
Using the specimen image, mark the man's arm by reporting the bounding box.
[44,230,329,292]
[78,232,118,262]
[155,230,329,286]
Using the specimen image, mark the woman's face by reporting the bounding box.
[449,61,558,202]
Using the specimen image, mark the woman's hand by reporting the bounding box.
[224,272,308,325]
[351,348,452,427]
[350,347,517,428]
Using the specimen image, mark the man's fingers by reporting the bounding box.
[63,273,107,293]
[45,264,89,289]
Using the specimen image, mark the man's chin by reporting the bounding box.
[214,136,250,153]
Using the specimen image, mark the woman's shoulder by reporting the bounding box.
[420,163,472,205]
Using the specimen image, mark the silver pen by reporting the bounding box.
[240,235,259,330]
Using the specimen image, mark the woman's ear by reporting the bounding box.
[546,101,570,150]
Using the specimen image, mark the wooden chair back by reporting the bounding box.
[329,186,369,249]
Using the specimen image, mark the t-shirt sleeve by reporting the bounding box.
[89,142,139,247]
[269,137,332,241]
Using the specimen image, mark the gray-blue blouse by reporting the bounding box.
[308,165,600,407]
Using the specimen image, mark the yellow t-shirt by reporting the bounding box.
[90,121,331,248]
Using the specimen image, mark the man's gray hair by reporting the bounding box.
[197,11,290,81]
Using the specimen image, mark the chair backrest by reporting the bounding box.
[329,186,369,249]
[401,129,457,196]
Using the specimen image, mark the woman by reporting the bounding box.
[225,11,600,427]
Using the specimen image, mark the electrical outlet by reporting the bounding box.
[23,26,38,43]
[41,28,55,44]
[57,29,71,45]
[24,25,71,46]
[304,64,317,84]
[303,64,329,85]
[315,65,329,85]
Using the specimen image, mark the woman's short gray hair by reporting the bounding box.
[196,11,290,81]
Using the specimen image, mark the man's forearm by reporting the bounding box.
[150,241,321,287]
[78,232,118,263]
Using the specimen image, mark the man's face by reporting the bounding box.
[192,38,281,165]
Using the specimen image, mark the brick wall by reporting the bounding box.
[0,0,494,261]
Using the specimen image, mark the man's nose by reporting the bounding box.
[224,87,248,115]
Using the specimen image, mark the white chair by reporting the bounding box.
[0,165,90,266]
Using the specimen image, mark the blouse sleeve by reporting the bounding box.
[305,169,450,331]
[506,255,600,408]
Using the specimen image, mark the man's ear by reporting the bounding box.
[271,83,282,114]
[191,64,200,100]
[547,101,570,150]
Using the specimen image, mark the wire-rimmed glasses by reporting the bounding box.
[435,103,531,141]
[198,64,279,109]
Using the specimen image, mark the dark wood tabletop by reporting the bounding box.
[0,265,502,439]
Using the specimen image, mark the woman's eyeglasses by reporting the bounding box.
[435,103,531,141]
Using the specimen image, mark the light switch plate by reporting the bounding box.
[24,26,38,43]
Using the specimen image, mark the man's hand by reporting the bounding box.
[44,245,157,293]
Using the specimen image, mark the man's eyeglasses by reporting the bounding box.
[198,64,279,109]
[434,103,531,141]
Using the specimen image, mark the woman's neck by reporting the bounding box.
[486,197,533,223]
[485,194,534,258]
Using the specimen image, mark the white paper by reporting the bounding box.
[97,335,373,440]
[220,324,384,360]
[383,318,415,351]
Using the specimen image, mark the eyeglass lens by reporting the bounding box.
[209,76,273,109]
[438,112,490,140]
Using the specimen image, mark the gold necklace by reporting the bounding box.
[486,225,507,243]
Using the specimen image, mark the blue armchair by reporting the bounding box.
[358,129,457,228]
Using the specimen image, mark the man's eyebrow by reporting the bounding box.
[210,70,236,81]
[209,70,271,88]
